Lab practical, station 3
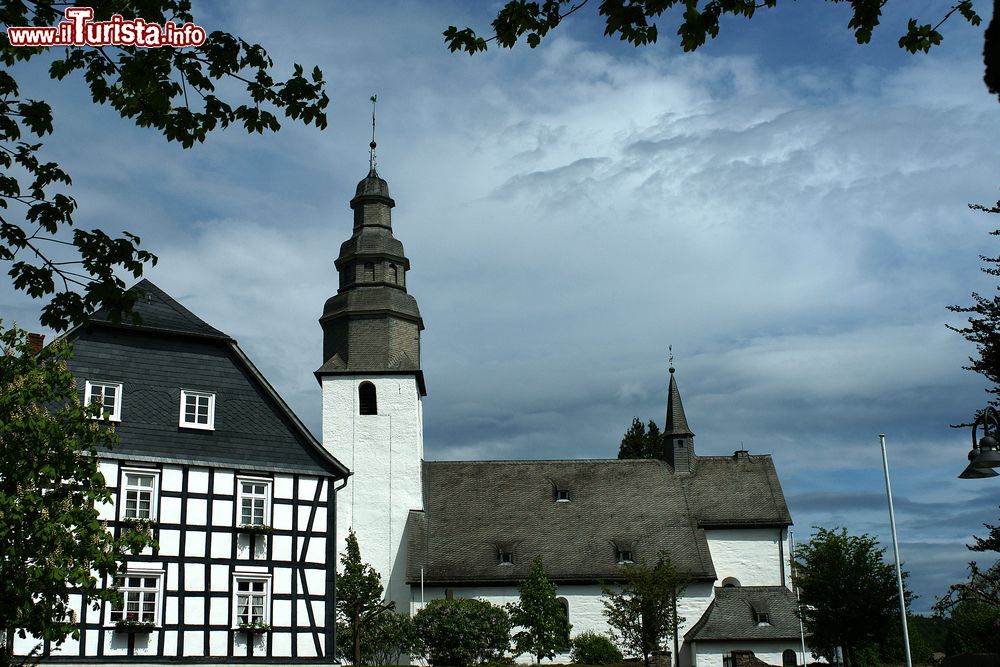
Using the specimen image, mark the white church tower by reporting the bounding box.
[316,147,426,612]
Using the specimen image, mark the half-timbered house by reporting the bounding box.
[23,281,350,664]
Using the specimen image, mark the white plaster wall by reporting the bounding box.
[323,375,424,613]
[693,640,804,667]
[413,581,717,665]
[705,529,788,588]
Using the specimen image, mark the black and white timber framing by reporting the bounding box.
[22,280,350,664]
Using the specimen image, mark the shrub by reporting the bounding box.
[336,612,418,665]
[571,631,624,665]
[414,598,511,666]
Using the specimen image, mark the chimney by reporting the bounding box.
[734,449,749,462]
[27,333,45,353]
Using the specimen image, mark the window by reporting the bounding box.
[364,262,375,281]
[359,382,377,415]
[389,264,398,284]
[234,576,270,627]
[238,477,272,527]
[783,650,798,667]
[618,549,633,563]
[755,612,771,626]
[109,571,162,624]
[557,597,570,640]
[499,550,514,565]
[180,390,215,430]
[721,577,741,588]
[614,541,635,564]
[556,488,571,502]
[676,439,685,448]
[85,380,122,421]
[121,469,158,521]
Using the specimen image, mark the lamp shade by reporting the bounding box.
[972,447,1000,469]
[959,464,999,479]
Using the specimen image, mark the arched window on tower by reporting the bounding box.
[364,262,375,281]
[359,382,377,415]
[389,263,398,284]
[721,577,741,588]
[783,650,797,667]
[557,597,570,641]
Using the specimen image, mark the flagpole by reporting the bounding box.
[879,433,912,667]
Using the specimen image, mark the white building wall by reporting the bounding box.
[705,528,788,588]
[322,374,424,612]
[414,580,716,665]
[693,640,802,667]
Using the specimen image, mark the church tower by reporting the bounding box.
[665,366,695,472]
[317,150,425,612]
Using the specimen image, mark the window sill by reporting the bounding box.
[179,422,214,431]
[236,623,271,634]
[238,524,273,536]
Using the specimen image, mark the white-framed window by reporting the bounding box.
[237,477,272,527]
[233,575,271,627]
[179,389,215,430]
[109,570,163,625]
[120,468,159,521]
[84,380,123,421]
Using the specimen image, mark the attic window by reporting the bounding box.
[614,540,635,564]
[499,550,514,565]
[755,612,771,626]
[496,542,516,566]
[556,488,570,502]
[359,382,377,415]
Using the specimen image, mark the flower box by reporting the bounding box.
[237,621,271,634]
[115,619,156,633]
[238,523,273,536]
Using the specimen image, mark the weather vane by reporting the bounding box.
[369,94,378,173]
[668,344,674,370]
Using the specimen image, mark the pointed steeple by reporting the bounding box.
[664,365,695,472]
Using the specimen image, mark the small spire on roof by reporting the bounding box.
[369,94,378,174]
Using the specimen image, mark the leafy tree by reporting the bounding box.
[570,631,624,665]
[413,597,512,666]
[793,527,911,667]
[934,507,1000,655]
[509,556,571,662]
[618,417,663,460]
[601,551,688,667]
[0,324,153,666]
[1,1,329,331]
[949,202,1000,402]
[337,530,394,666]
[443,1,992,99]
[336,612,419,666]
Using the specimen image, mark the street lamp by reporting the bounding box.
[959,406,1000,479]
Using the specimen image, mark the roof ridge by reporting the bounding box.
[423,458,668,465]
[89,279,229,340]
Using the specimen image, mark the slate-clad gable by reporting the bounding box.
[67,283,347,477]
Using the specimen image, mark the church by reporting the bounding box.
[320,162,808,667]
[19,152,807,667]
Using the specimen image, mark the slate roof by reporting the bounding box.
[88,279,229,340]
[409,459,717,585]
[684,454,792,528]
[409,453,791,585]
[685,586,802,642]
[67,280,349,478]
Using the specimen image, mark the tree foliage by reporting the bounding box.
[336,611,419,666]
[0,1,329,331]
[570,631,624,665]
[601,551,687,667]
[618,417,663,461]
[0,324,153,666]
[445,1,982,54]
[509,556,571,662]
[793,527,911,667]
[336,530,394,666]
[935,506,1000,655]
[413,597,512,667]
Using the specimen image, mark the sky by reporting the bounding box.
[3,1,1000,614]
